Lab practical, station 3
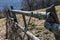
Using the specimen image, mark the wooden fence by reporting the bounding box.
[5,4,60,40]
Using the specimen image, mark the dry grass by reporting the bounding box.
[0,14,55,40]
[0,18,6,40]
[55,6,60,12]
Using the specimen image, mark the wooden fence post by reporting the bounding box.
[45,5,60,40]
[6,6,22,40]
[6,9,11,39]
[46,5,59,24]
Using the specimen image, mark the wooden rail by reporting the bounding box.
[11,10,50,19]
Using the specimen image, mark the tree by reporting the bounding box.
[21,0,36,11]
[2,5,9,18]
[21,0,60,11]
[21,0,54,11]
